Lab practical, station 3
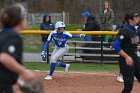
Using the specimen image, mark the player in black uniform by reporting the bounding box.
[112,11,140,93]
[0,4,35,93]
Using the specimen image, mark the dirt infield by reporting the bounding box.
[14,72,140,93]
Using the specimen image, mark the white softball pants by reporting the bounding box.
[50,46,69,63]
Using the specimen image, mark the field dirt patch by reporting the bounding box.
[14,72,140,93]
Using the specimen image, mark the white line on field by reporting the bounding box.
[34,70,117,76]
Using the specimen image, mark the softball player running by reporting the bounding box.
[41,21,85,80]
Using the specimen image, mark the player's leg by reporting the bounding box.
[117,73,124,83]
[119,57,135,93]
[55,47,69,66]
[51,47,69,72]
[44,48,58,80]
[51,47,69,70]
[117,64,124,83]
[49,48,58,75]
[45,47,69,80]
[55,47,70,74]
[134,56,140,82]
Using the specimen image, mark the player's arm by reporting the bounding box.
[0,53,34,80]
[112,39,127,57]
[42,41,51,52]
[71,34,85,38]
[112,39,133,66]
[0,38,35,81]
[66,32,85,38]
[41,33,53,58]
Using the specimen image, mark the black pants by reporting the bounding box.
[119,53,140,93]
[0,86,13,93]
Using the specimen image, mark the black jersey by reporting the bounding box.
[116,24,139,53]
[0,28,23,86]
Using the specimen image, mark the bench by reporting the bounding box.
[48,40,118,63]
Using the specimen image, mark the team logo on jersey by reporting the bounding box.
[120,35,124,40]
[53,37,66,41]
[58,42,62,45]
[8,45,16,53]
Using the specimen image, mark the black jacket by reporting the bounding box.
[40,14,54,42]
[83,16,100,31]
[0,28,22,86]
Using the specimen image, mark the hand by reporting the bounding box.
[41,51,46,58]
[20,70,35,82]
[80,34,85,37]
[125,56,133,67]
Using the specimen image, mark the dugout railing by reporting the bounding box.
[21,30,140,64]
[66,40,118,63]
[57,35,118,64]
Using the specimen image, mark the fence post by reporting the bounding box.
[31,14,35,25]
[62,11,66,23]
[74,42,76,60]
[101,35,104,64]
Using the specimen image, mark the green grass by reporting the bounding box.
[66,24,83,31]
[23,41,81,53]
[27,24,40,30]
[24,63,119,72]
[22,34,42,53]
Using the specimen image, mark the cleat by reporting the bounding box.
[41,60,45,63]
[44,75,53,80]
[64,64,70,74]
[117,75,124,83]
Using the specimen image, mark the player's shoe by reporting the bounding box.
[41,60,45,63]
[117,75,124,83]
[64,64,70,74]
[44,75,53,80]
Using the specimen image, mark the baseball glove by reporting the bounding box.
[18,79,44,93]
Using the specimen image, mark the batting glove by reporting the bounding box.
[80,34,85,37]
[41,51,46,58]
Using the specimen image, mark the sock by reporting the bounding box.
[57,62,66,68]
[49,63,56,76]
